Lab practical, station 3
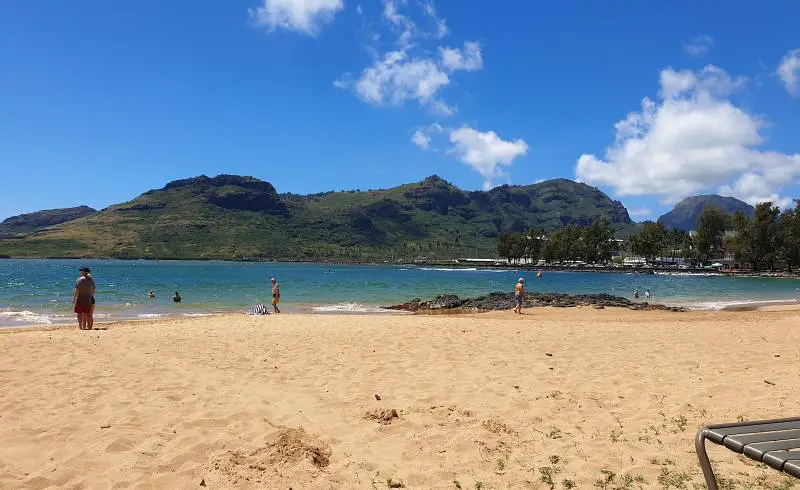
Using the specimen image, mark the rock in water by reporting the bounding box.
[386,292,686,313]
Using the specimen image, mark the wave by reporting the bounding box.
[0,310,53,324]
[136,313,163,319]
[182,313,213,317]
[312,303,398,314]
[692,298,800,311]
[418,267,478,272]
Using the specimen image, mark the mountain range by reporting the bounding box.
[0,176,758,260]
[0,175,635,260]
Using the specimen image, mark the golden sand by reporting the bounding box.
[1,308,799,489]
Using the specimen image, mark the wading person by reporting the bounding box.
[72,267,96,330]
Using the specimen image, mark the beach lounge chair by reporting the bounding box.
[696,417,800,489]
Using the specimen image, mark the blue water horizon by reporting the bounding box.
[1,259,799,326]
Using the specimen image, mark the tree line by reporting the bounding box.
[496,200,800,271]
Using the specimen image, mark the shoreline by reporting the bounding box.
[4,298,800,330]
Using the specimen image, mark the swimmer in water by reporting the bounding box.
[148,291,156,299]
[536,270,542,280]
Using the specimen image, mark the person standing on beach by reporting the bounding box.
[513,278,525,314]
[72,267,96,330]
[271,277,281,314]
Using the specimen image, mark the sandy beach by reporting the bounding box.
[1,309,799,489]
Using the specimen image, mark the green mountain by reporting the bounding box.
[0,175,633,260]
[658,195,754,231]
[0,206,96,238]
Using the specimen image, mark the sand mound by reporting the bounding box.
[210,427,330,485]
[364,408,399,425]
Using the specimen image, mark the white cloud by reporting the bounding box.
[778,49,800,96]
[449,127,528,189]
[411,123,444,150]
[249,0,343,35]
[439,41,483,72]
[683,35,714,57]
[337,50,453,114]
[337,39,483,115]
[336,0,478,116]
[411,129,431,149]
[628,207,653,218]
[575,64,800,207]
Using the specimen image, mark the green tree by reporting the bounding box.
[544,226,583,263]
[524,228,545,262]
[694,204,728,262]
[496,233,515,262]
[582,218,616,263]
[730,203,781,271]
[496,232,528,264]
[629,221,666,262]
[752,202,781,270]
[777,201,800,272]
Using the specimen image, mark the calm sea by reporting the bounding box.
[1,259,799,326]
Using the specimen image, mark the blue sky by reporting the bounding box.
[1,1,799,221]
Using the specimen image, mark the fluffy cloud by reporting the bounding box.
[338,50,453,115]
[778,49,800,96]
[575,65,800,208]
[439,42,483,72]
[411,123,444,149]
[249,0,343,35]
[449,127,528,189]
[336,0,480,116]
[683,35,714,57]
[337,40,483,115]
[411,129,431,149]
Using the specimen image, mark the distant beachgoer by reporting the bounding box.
[173,291,181,303]
[72,267,96,330]
[536,270,542,280]
[633,289,639,299]
[514,278,525,314]
[148,291,156,299]
[271,278,281,314]
[645,289,651,300]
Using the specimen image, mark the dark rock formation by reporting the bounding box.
[386,292,686,312]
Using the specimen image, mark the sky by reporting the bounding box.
[1,1,799,222]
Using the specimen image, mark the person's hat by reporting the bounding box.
[518,277,525,283]
[79,267,91,273]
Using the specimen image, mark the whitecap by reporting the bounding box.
[419,267,478,272]
[0,310,53,324]
[312,303,398,314]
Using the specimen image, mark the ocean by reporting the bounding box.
[1,259,799,326]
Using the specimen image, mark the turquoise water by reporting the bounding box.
[1,259,799,326]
